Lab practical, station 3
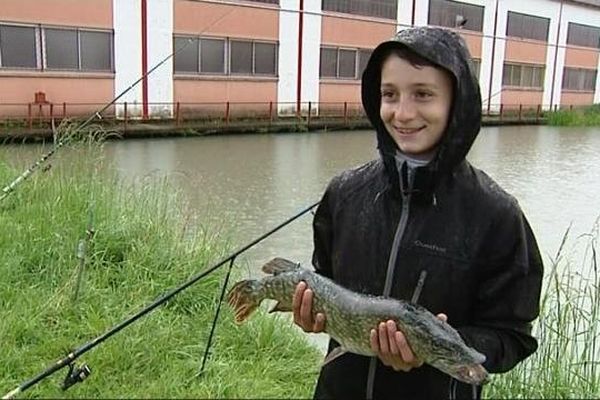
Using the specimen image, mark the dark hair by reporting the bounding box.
[380,45,439,70]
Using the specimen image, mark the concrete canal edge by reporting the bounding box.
[0,116,546,142]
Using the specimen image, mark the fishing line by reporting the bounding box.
[1,200,319,399]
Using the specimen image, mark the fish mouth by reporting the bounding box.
[453,364,489,385]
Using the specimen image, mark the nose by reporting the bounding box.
[393,96,417,122]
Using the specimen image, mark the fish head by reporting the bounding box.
[435,358,489,385]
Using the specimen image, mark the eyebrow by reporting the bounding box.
[380,82,438,89]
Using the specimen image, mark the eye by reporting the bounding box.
[380,90,396,101]
[415,90,433,100]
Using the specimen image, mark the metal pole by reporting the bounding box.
[487,0,500,115]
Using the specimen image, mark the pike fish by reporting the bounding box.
[226,257,489,385]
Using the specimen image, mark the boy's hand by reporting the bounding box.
[292,281,326,333]
[370,313,447,371]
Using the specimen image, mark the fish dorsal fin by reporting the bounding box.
[262,257,300,275]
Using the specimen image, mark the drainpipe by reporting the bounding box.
[141,0,149,119]
[487,0,499,115]
[549,0,564,110]
[296,0,304,116]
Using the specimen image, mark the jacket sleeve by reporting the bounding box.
[457,207,543,373]
[311,178,338,279]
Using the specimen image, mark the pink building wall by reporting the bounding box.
[460,31,483,59]
[564,46,599,68]
[502,89,544,106]
[560,92,595,106]
[0,0,112,28]
[319,15,395,106]
[0,0,114,116]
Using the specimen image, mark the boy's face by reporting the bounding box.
[379,54,453,158]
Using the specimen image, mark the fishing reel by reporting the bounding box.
[62,362,92,391]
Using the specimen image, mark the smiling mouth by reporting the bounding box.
[394,126,425,135]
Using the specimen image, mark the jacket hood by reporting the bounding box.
[362,27,482,186]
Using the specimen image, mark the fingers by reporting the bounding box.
[386,321,400,357]
[292,282,326,333]
[313,312,326,333]
[292,282,306,327]
[394,330,417,367]
[378,322,390,354]
[371,320,423,372]
[300,287,314,328]
[437,313,448,322]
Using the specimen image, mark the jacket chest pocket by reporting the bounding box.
[393,248,476,321]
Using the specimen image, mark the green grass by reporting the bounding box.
[0,141,321,398]
[485,224,600,398]
[546,104,600,126]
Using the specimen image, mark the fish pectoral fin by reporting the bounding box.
[268,301,291,313]
[322,347,349,367]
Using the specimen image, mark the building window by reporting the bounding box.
[45,28,78,69]
[174,35,277,76]
[562,67,597,91]
[502,63,545,88]
[254,42,277,75]
[0,24,38,69]
[80,31,112,70]
[471,58,480,80]
[320,47,337,77]
[506,11,549,42]
[358,49,372,78]
[567,22,600,49]
[1,24,112,71]
[44,27,112,71]
[428,0,484,32]
[320,46,373,80]
[322,0,398,20]
[174,37,199,73]
[230,40,253,74]
[201,38,226,74]
[338,49,356,78]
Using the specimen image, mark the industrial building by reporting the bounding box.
[0,0,599,119]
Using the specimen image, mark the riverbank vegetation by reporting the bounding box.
[546,104,600,126]
[0,142,321,398]
[486,224,600,398]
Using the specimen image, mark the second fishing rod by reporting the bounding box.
[2,200,320,399]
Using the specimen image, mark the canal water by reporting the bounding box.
[1,126,599,272]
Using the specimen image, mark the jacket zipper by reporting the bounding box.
[365,173,412,400]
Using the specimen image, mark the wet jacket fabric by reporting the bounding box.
[311,28,543,400]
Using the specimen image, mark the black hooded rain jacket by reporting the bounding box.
[311,28,543,400]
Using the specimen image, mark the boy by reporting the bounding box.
[294,27,543,399]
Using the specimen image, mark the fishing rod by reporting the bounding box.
[2,200,320,399]
[0,7,235,203]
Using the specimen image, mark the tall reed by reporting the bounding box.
[486,222,600,398]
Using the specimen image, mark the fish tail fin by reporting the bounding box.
[226,280,264,323]
[262,257,300,275]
